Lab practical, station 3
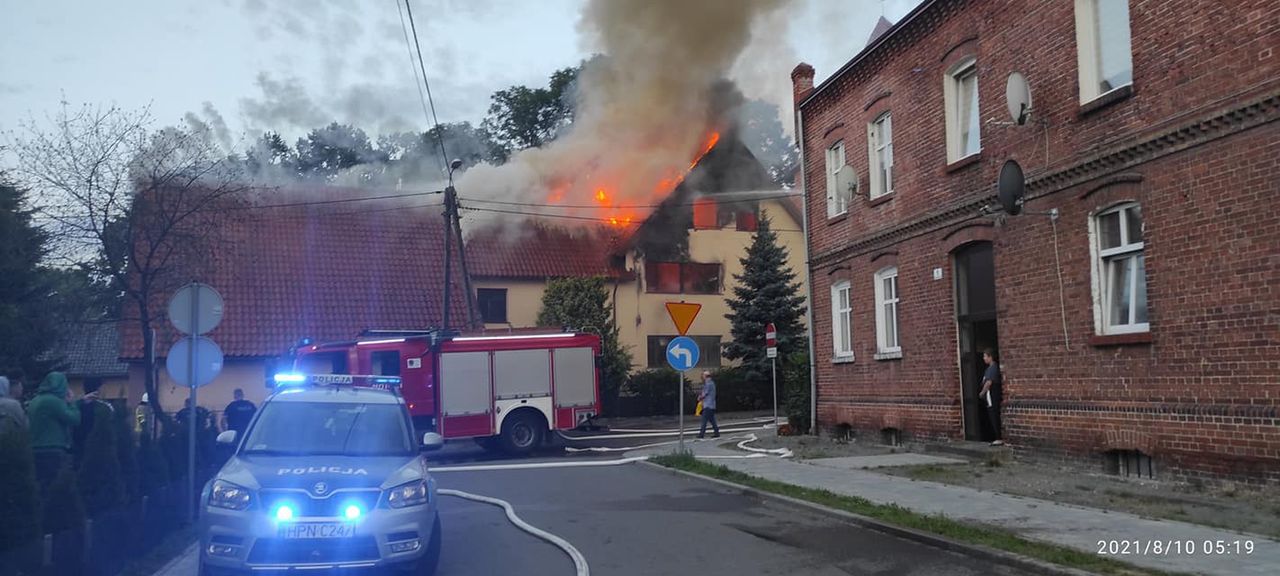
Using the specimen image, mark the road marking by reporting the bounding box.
[441,489,589,576]
[558,425,767,441]
[429,456,650,473]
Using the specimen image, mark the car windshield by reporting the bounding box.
[241,401,413,457]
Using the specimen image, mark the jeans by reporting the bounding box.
[986,404,1002,441]
[698,408,719,438]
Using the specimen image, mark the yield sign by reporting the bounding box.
[665,302,702,336]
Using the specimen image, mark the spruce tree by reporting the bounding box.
[723,213,807,384]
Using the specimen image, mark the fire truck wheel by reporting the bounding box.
[500,411,544,455]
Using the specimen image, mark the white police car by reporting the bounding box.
[199,375,443,575]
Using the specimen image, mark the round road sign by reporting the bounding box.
[166,337,225,388]
[168,283,224,336]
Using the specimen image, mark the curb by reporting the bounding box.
[152,542,198,576]
[641,460,1099,576]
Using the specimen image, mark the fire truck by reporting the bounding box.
[281,329,601,455]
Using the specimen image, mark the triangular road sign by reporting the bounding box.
[665,302,702,336]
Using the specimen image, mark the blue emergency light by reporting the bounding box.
[273,373,307,386]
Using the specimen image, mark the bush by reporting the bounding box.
[709,366,771,412]
[0,427,41,553]
[623,368,693,416]
[137,431,169,497]
[78,403,125,516]
[783,351,812,434]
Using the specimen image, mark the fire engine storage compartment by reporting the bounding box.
[437,334,600,451]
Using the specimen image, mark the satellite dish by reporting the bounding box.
[1006,72,1032,125]
[835,165,859,197]
[997,160,1025,215]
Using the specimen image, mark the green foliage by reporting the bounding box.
[708,367,770,412]
[723,214,807,384]
[137,431,169,497]
[623,369,694,416]
[0,427,42,551]
[43,460,85,534]
[482,66,578,159]
[782,351,812,433]
[78,403,125,516]
[536,277,632,415]
[294,122,386,180]
[0,176,62,381]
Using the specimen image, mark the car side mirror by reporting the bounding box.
[420,432,444,452]
[216,430,238,445]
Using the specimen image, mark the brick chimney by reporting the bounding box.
[791,62,816,104]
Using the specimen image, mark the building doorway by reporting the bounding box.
[954,242,999,442]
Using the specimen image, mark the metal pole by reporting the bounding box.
[187,285,198,524]
[678,371,685,453]
[442,186,455,330]
[771,357,778,432]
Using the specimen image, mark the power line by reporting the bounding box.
[460,191,803,210]
[402,0,451,171]
[228,189,441,211]
[395,0,434,140]
[458,204,804,233]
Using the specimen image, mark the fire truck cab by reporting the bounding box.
[283,330,601,455]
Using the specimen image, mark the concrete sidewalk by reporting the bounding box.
[641,438,1279,576]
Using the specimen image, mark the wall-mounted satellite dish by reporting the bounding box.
[836,165,859,198]
[997,160,1025,215]
[1006,72,1032,125]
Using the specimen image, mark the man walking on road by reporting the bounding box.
[697,370,719,439]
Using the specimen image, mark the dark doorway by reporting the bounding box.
[954,242,999,441]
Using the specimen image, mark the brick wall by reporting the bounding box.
[796,0,1280,482]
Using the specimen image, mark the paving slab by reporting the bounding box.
[809,453,968,469]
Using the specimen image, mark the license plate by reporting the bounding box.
[278,522,356,539]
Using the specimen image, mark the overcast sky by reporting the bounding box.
[1,0,920,147]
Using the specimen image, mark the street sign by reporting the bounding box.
[665,336,700,371]
[166,337,224,388]
[665,302,702,336]
[766,322,778,359]
[168,283,224,335]
[767,347,778,358]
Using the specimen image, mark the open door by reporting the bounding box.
[954,242,999,442]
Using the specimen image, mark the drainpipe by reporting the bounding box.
[794,108,818,436]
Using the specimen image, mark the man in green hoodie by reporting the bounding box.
[27,372,94,493]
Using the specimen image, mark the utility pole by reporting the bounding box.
[440,158,473,330]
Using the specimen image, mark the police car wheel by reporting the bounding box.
[500,412,542,454]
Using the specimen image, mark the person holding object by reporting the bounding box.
[979,348,1004,446]
[27,372,88,493]
[697,370,719,439]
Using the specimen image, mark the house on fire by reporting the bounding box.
[465,130,808,371]
[792,0,1279,482]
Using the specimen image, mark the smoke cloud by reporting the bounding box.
[458,0,792,230]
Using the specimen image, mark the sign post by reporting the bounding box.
[766,322,778,431]
[665,302,702,453]
[167,283,224,524]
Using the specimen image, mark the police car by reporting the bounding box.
[199,374,443,575]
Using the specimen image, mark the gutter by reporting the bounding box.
[794,108,818,435]
[797,0,943,111]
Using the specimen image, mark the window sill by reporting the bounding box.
[1089,331,1152,347]
[832,356,855,365]
[868,192,895,207]
[945,154,981,173]
[874,350,903,361]
[826,213,849,226]
[1078,84,1134,117]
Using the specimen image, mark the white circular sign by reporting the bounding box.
[166,337,225,388]
[168,283,224,335]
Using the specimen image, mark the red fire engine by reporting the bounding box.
[283,329,601,454]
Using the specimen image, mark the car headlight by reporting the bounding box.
[387,480,429,509]
[209,480,253,511]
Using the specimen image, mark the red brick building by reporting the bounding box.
[792,0,1279,482]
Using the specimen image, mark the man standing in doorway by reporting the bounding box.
[697,370,719,439]
[979,348,1004,446]
[222,388,256,437]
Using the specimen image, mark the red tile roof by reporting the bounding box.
[464,223,621,280]
[120,195,470,359]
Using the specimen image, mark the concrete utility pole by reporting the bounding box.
[440,158,477,330]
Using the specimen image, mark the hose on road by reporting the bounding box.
[439,488,590,576]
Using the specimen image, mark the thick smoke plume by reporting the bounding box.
[458,0,790,230]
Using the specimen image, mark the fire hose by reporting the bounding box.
[438,489,589,576]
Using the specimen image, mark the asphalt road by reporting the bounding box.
[433,462,1029,576]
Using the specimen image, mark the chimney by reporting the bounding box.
[791,63,816,104]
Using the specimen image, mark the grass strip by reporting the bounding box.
[651,452,1181,576]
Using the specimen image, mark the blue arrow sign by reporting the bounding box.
[666,336,700,371]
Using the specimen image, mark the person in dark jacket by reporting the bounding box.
[221,388,257,437]
[979,348,1004,446]
[72,378,113,464]
[28,372,92,493]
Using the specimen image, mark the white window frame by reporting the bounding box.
[943,58,981,163]
[1090,203,1149,335]
[873,267,901,355]
[825,141,849,218]
[867,112,894,199]
[831,281,853,360]
[1074,0,1134,104]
